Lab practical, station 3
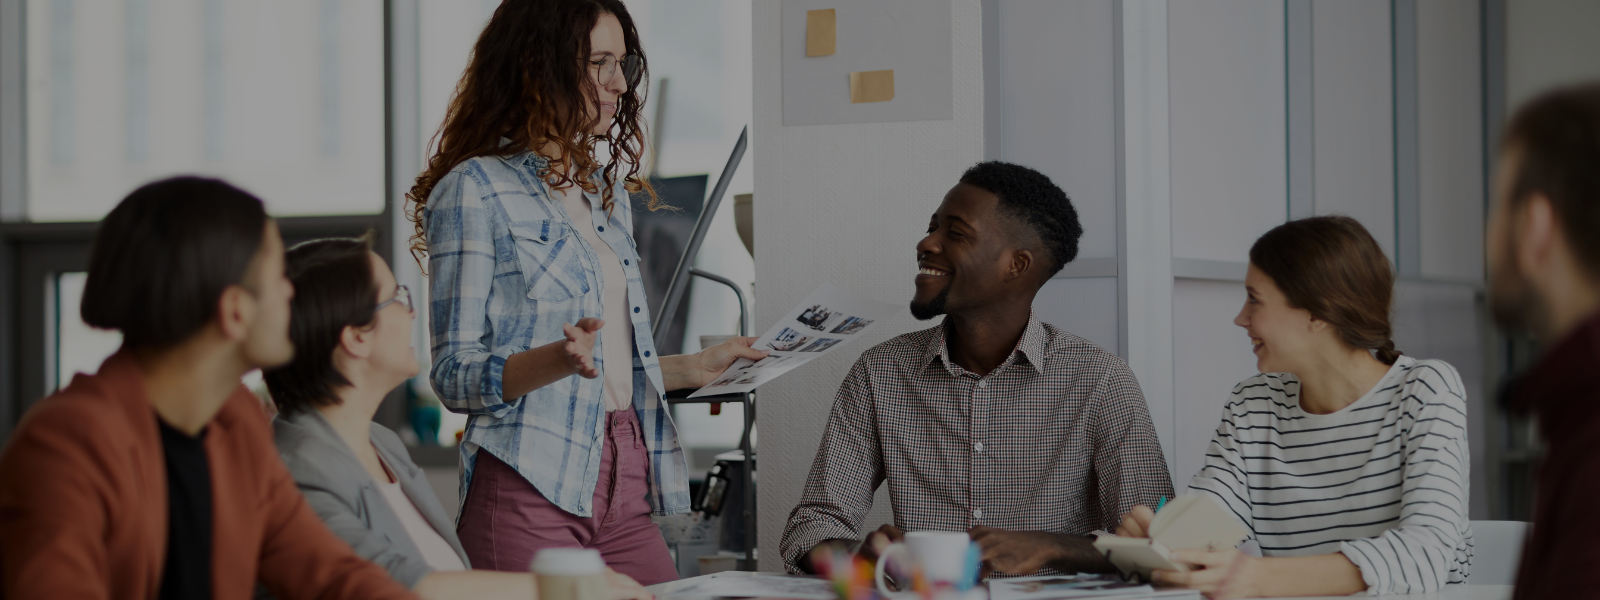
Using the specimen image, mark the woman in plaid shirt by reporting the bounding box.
[403,0,763,585]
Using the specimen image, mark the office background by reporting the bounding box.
[1,0,1598,574]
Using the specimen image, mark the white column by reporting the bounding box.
[1116,0,1176,478]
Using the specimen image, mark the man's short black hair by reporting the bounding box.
[263,237,378,417]
[81,176,268,348]
[1504,81,1600,279]
[958,161,1083,278]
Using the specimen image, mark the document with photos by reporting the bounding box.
[688,283,898,398]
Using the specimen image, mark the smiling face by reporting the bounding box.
[1234,263,1323,374]
[912,183,1022,320]
[586,12,626,136]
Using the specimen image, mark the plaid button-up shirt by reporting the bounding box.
[425,151,688,519]
[780,314,1175,572]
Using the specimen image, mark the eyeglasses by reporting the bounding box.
[375,284,412,314]
[587,54,643,89]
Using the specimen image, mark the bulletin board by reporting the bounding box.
[780,0,954,126]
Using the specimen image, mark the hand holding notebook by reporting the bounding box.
[1093,495,1248,581]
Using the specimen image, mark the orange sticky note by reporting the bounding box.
[849,70,895,103]
[807,9,836,56]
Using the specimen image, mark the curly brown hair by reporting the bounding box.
[405,0,660,266]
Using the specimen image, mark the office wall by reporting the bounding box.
[753,0,1502,561]
[752,0,985,571]
[1506,0,1600,108]
[1311,0,1394,257]
[1168,0,1286,264]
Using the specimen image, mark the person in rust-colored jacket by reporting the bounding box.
[0,177,415,600]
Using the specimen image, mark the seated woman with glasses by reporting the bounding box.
[262,237,650,600]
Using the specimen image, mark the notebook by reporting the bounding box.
[1092,495,1248,580]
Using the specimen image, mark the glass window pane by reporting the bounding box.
[24,0,385,222]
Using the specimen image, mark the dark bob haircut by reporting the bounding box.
[958,161,1084,278]
[262,236,380,417]
[81,176,268,349]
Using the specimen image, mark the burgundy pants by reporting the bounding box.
[456,410,679,585]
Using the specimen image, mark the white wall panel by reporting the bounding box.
[1312,0,1395,260]
[1034,277,1119,356]
[1171,279,1259,487]
[1168,0,1286,263]
[995,0,1118,259]
[1507,0,1600,108]
[1416,0,1483,282]
[1392,281,1488,519]
[753,0,985,571]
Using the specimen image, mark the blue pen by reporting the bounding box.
[1155,496,1168,513]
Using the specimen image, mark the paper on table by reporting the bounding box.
[689,283,898,398]
[659,572,837,600]
[805,9,836,56]
[849,69,895,103]
[989,574,1184,600]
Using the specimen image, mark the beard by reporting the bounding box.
[910,285,950,321]
[1488,246,1545,335]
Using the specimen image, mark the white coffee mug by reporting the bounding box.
[874,531,978,596]
[531,548,609,600]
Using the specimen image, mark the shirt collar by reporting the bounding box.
[920,310,1047,377]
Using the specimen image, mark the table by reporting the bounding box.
[647,573,1513,600]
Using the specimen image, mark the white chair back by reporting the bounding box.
[1469,520,1530,585]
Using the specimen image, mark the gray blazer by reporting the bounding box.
[273,411,470,588]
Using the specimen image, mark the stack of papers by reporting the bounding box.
[989,575,1200,600]
[654,571,838,599]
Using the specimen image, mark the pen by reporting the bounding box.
[1155,496,1167,513]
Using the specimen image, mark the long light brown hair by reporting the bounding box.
[1250,215,1403,365]
[405,0,660,265]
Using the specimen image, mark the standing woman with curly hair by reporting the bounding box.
[408,0,765,584]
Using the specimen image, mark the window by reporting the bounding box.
[23,0,385,221]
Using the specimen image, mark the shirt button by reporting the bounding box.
[977,380,988,389]
[644,351,651,357]
[540,236,548,242]
[598,226,606,232]
[624,259,630,265]
[634,307,641,313]
[974,442,984,453]
[972,509,984,519]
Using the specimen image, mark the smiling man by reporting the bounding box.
[779,161,1174,577]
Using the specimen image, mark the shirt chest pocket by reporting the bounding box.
[508,221,592,302]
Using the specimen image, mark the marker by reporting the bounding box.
[1155,496,1168,513]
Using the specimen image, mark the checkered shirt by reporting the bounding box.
[779,313,1175,573]
[425,151,688,519]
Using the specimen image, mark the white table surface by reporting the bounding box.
[647,573,1513,600]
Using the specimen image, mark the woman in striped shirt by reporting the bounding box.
[1117,216,1471,598]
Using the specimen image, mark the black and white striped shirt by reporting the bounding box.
[1188,356,1472,594]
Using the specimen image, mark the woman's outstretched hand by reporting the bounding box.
[691,337,768,387]
[562,318,605,379]
[660,337,768,391]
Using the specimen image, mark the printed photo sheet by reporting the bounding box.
[689,283,898,398]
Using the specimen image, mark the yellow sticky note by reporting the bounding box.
[806,9,836,57]
[849,70,895,103]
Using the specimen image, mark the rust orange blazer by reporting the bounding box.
[0,352,417,600]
